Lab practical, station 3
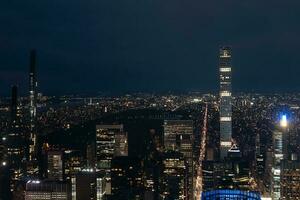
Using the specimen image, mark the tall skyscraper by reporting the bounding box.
[271,115,287,200]
[159,151,188,200]
[7,85,26,192]
[96,124,127,170]
[219,46,232,159]
[163,120,193,199]
[95,124,128,196]
[29,49,38,161]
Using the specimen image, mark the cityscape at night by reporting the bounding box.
[1,1,300,200]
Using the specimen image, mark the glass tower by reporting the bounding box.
[219,46,232,159]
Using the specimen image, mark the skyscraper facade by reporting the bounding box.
[219,46,232,159]
[29,50,38,161]
[96,124,126,170]
[95,124,128,196]
[72,170,106,200]
[163,120,193,199]
[160,151,187,200]
[47,151,64,181]
[271,129,284,200]
[7,85,26,191]
[25,180,71,200]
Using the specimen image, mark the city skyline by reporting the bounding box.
[2,1,300,200]
[1,1,300,95]
[1,47,300,199]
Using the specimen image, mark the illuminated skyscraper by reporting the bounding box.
[96,124,127,170]
[95,124,128,195]
[271,115,288,200]
[7,85,26,191]
[29,49,38,161]
[163,120,194,199]
[219,46,232,159]
[160,151,187,200]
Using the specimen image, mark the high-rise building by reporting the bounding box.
[163,120,194,199]
[280,160,300,199]
[86,143,96,168]
[25,180,71,200]
[114,132,128,157]
[29,49,38,161]
[72,170,106,200]
[159,151,188,200]
[219,46,232,159]
[269,114,300,200]
[7,85,26,192]
[271,115,288,200]
[163,120,193,151]
[111,156,143,199]
[96,124,127,170]
[47,150,64,181]
[95,124,128,196]
[64,150,82,181]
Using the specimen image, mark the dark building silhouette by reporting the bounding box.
[111,156,143,199]
[72,170,106,200]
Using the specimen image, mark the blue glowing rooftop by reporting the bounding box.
[201,189,261,200]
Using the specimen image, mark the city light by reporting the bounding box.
[280,114,288,128]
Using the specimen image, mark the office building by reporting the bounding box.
[72,170,106,200]
[280,161,300,199]
[64,150,82,181]
[163,120,193,151]
[86,143,96,168]
[96,124,127,170]
[114,132,128,156]
[163,120,193,199]
[7,85,26,191]
[47,150,64,181]
[219,46,232,159]
[25,180,71,200]
[111,156,143,199]
[271,117,286,200]
[159,151,188,200]
[96,124,128,196]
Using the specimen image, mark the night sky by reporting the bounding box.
[1,0,300,95]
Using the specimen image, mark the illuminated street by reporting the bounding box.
[195,103,208,200]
